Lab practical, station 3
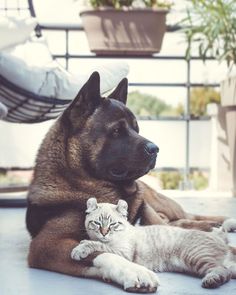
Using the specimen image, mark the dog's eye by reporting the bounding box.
[112,127,120,138]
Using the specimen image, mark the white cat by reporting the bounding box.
[71,198,236,289]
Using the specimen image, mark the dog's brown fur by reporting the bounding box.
[26,72,227,293]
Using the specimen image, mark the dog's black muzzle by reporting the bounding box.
[143,141,159,170]
[106,140,159,182]
[144,142,159,157]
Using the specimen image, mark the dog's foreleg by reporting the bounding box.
[188,214,227,223]
[169,219,223,231]
[184,214,236,232]
[140,202,168,225]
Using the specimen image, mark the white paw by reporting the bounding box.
[94,253,159,292]
[71,240,93,261]
[124,264,160,292]
[222,218,236,232]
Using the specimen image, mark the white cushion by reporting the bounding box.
[5,36,53,67]
[89,62,129,94]
[0,16,37,50]
[0,38,129,99]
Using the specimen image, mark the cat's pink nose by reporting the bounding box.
[100,227,109,236]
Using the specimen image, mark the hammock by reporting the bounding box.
[0,0,70,123]
[0,0,129,124]
[0,74,70,123]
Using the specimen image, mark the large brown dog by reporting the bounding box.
[26,72,228,293]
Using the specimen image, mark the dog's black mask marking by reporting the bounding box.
[90,99,158,181]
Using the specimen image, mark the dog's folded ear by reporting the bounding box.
[108,78,128,105]
[63,71,103,127]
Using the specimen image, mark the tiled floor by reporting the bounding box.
[0,196,236,295]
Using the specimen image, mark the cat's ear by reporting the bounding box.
[86,197,98,214]
[116,200,128,218]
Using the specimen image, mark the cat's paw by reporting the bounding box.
[222,218,236,232]
[71,240,94,261]
[94,253,159,293]
[202,267,231,289]
[124,266,159,293]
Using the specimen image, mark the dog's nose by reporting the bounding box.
[145,142,159,155]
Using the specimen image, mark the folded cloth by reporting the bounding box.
[0,101,8,119]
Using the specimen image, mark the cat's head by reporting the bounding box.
[85,197,128,243]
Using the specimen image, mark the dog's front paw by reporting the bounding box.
[222,218,236,232]
[201,221,223,232]
[71,240,94,261]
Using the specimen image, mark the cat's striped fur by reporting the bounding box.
[72,198,236,289]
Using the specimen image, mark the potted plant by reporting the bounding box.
[182,0,236,195]
[80,0,171,56]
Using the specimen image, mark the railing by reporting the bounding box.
[39,22,218,189]
[0,1,220,198]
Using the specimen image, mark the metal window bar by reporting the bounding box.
[39,23,219,190]
[0,1,220,201]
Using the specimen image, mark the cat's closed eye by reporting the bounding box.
[88,221,101,230]
[93,221,101,226]
[110,222,124,231]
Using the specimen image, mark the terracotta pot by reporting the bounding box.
[220,75,236,196]
[80,7,168,56]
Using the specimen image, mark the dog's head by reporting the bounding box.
[61,72,159,182]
